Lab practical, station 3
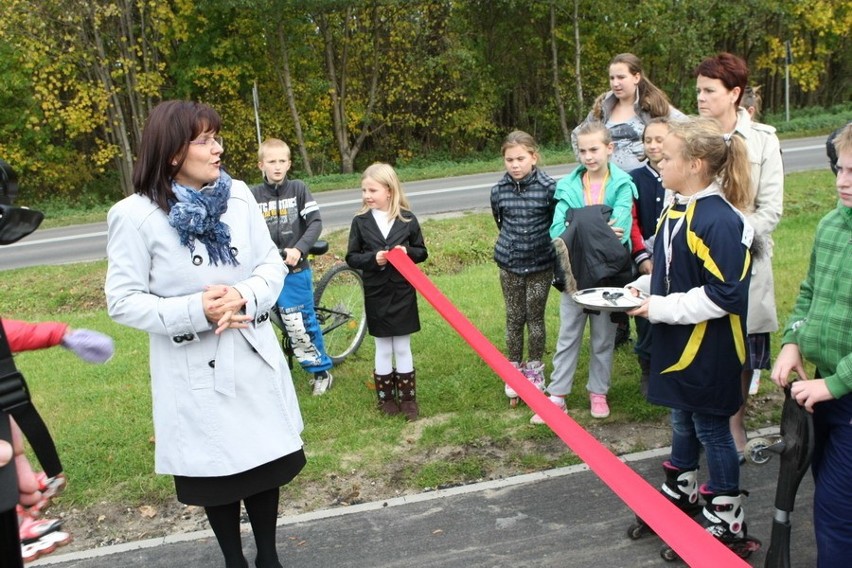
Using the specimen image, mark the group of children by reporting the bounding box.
[251,142,427,421]
[490,115,762,553]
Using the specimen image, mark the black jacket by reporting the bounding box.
[556,205,633,290]
[345,210,428,337]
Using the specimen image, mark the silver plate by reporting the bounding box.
[571,287,646,312]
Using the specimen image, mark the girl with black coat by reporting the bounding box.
[346,163,428,420]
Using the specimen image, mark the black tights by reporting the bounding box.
[204,487,282,568]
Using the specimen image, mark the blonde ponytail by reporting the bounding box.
[668,117,752,211]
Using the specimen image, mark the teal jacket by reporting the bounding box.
[549,163,637,245]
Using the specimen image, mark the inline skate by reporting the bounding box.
[627,460,701,540]
[659,488,761,561]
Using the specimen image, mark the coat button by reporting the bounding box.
[173,336,183,343]
[192,255,203,266]
[230,246,238,257]
[208,360,215,368]
[183,333,194,341]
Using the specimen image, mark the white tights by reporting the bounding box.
[374,335,413,375]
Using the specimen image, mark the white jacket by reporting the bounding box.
[105,180,304,476]
[735,108,783,334]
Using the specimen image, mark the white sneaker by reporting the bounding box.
[530,397,566,425]
[312,372,333,396]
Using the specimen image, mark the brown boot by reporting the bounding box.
[374,371,400,416]
[395,370,418,421]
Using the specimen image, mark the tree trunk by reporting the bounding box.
[550,3,570,144]
[572,0,584,123]
[87,5,135,194]
[317,12,352,173]
[274,26,313,176]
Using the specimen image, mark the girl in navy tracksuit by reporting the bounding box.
[627,117,756,548]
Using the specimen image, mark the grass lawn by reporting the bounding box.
[1,168,839,512]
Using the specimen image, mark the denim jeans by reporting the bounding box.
[669,408,739,494]
[812,392,852,568]
[277,268,333,374]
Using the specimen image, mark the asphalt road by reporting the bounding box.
[0,136,831,271]
[35,438,816,568]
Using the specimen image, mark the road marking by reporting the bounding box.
[3,231,107,248]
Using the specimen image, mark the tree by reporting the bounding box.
[0,0,190,197]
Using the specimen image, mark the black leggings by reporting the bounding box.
[204,487,282,568]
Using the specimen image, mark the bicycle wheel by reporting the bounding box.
[314,263,367,364]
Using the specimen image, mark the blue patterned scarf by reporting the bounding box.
[168,171,239,266]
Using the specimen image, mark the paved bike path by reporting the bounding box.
[34,439,816,567]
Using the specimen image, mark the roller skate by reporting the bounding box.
[659,488,761,562]
[21,530,72,563]
[627,461,701,540]
[507,361,546,409]
[23,472,67,518]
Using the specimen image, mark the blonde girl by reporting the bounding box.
[345,163,428,420]
[627,117,759,551]
[535,121,636,424]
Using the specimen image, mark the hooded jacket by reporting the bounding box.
[249,178,322,272]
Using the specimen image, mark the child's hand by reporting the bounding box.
[638,260,652,275]
[0,439,11,467]
[626,289,649,319]
[770,343,809,388]
[376,250,388,266]
[393,245,407,255]
[282,247,302,267]
[608,219,624,239]
[790,378,834,413]
[61,329,114,363]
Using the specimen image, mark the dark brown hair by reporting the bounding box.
[694,53,749,106]
[132,101,222,212]
[594,53,672,119]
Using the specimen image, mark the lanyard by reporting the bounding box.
[661,199,693,294]
[582,169,609,206]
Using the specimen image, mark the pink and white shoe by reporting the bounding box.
[24,472,67,517]
[590,393,610,418]
[523,361,546,393]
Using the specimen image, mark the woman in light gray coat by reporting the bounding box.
[105,101,304,568]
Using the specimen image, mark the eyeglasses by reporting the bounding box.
[189,135,224,149]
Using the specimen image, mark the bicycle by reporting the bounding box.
[270,240,367,367]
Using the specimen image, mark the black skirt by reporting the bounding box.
[173,448,306,507]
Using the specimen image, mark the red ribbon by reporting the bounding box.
[387,248,748,567]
